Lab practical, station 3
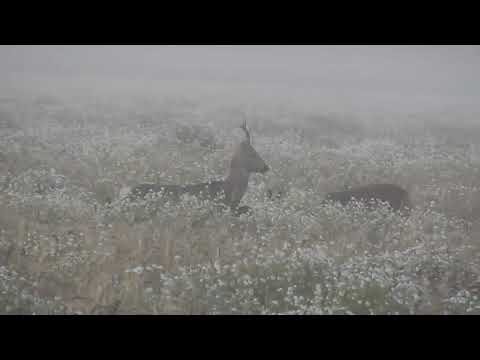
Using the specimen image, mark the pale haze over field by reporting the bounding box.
[1,45,479,116]
[2,46,480,315]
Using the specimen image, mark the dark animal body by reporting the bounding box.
[126,119,268,217]
[321,183,412,215]
[129,181,227,203]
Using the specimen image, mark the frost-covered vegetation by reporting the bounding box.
[0,93,479,314]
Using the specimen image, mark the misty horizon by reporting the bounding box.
[1,45,479,116]
[2,45,480,315]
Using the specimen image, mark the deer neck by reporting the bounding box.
[225,165,250,207]
[226,165,250,189]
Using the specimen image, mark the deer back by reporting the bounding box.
[129,180,227,203]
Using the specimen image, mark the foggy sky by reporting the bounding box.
[1,45,479,115]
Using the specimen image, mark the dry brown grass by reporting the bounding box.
[0,95,479,314]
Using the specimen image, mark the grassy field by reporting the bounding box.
[0,93,479,314]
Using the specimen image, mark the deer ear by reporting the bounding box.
[239,116,251,144]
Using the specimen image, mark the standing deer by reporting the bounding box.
[320,183,412,216]
[125,120,269,216]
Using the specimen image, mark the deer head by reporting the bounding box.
[230,118,269,174]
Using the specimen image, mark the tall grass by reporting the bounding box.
[0,94,479,314]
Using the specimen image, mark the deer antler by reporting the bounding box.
[239,113,251,143]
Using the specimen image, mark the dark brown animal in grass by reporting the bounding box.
[126,119,269,217]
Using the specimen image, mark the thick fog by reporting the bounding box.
[3,46,480,315]
[1,45,479,116]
